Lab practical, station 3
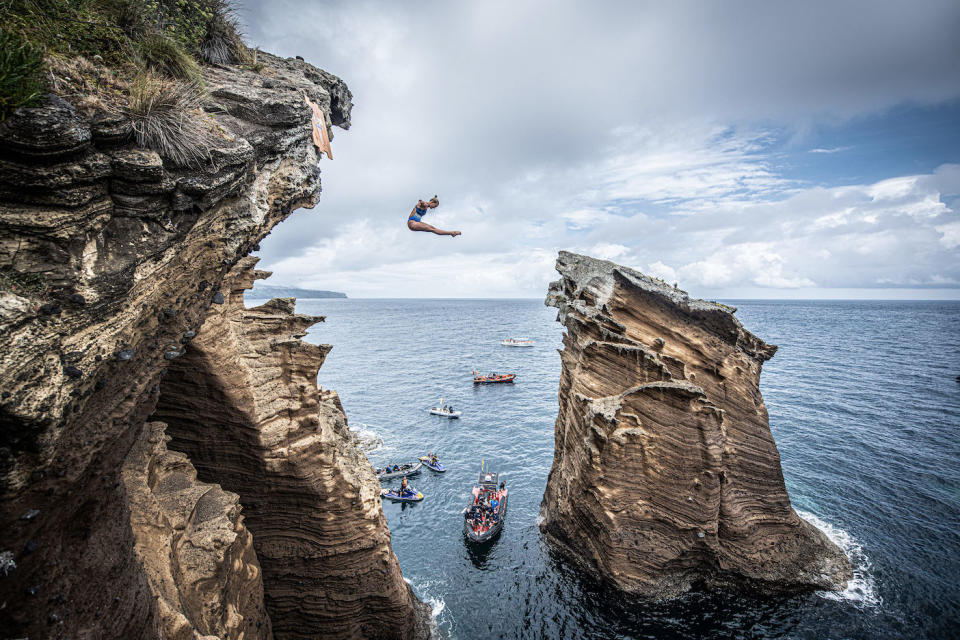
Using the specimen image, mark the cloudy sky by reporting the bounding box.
[238,0,960,299]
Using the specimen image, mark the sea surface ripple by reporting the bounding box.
[256,297,960,639]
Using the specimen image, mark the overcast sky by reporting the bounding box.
[238,0,960,299]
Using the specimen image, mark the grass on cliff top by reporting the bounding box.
[126,72,223,167]
[0,0,252,119]
[0,28,47,117]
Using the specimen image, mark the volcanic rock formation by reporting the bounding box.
[122,421,273,639]
[0,51,428,638]
[540,251,851,598]
[152,257,428,639]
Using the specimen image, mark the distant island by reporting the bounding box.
[248,284,347,299]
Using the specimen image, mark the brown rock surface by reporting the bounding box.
[540,251,851,598]
[0,51,427,638]
[122,421,272,640]
[152,258,429,639]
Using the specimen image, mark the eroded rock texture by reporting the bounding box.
[152,258,429,639]
[122,421,272,639]
[0,52,426,638]
[540,251,851,598]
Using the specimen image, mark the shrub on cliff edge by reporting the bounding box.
[1,0,248,73]
[0,28,46,119]
[199,0,248,65]
[123,72,218,167]
[135,32,202,81]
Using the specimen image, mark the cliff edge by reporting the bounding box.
[540,251,851,598]
[0,49,428,638]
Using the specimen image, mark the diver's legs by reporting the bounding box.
[407,220,461,236]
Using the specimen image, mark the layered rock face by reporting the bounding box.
[152,258,429,639]
[540,251,850,598]
[122,422,272,639]
[0,52,427,638]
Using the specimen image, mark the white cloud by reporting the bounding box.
[236,0,960,298]
[588,243,631,261]
[674,244,815,289]
[647,261,678,284]
[809,146,851,154]
[936,222,960,249]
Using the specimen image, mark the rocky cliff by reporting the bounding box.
[152,257,428,639]
[0,51,428,639]
[540,251,851,598]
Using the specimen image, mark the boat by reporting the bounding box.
[418,455,446,472]
[463,468,508,543]
[501,337,534,347]
[429,407,462,417]
[375,462,422,480]
[428,397,461,418]
[472,370,516,384]
[381,487,424,503]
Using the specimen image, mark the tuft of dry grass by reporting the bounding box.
[245,47,264,74]
[43,54,140,121]
[200,0,249,65]
[122,72,219,167]
[135,32,202,82]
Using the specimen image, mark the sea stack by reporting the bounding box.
[540,251,851,598]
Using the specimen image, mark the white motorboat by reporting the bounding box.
[501,337,534,347]
[428,398,461,418]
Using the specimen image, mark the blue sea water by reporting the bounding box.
[253,297,960,639]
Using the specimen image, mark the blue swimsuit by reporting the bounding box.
[409,206,427,223]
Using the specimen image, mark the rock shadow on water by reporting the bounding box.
[539,540,876,640]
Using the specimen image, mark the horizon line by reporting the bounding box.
[245,295,960,302]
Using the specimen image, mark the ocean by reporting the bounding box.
[249,297,960,639]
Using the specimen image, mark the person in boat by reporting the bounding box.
[407,196,461,237]
[400,476,409,495]
[491,496,499,513]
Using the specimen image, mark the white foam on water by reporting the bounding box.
[429,596,446,619]
[350,423,385,452]
[796,509,882,608]
[406,577,452,639]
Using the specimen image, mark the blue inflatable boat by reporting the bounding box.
[418,455,446,472]
[381,488,424,503]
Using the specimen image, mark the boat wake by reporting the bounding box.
[796,510,881,609]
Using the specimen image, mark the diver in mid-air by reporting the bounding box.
[406,195,461,237]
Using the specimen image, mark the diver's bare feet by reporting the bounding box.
[451,231,461,237]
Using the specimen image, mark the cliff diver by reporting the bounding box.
[407,195,461,237]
